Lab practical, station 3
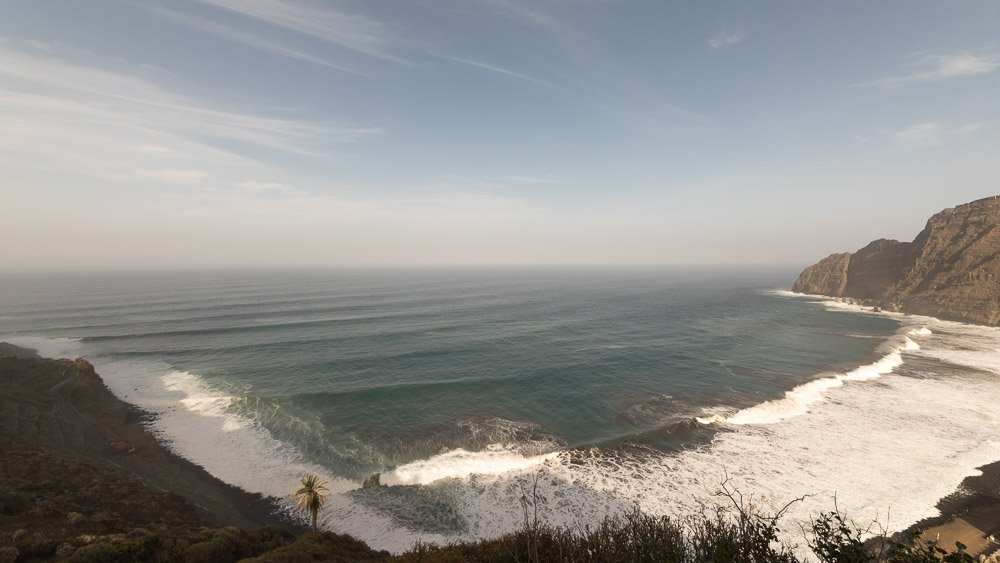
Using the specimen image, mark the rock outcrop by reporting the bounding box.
[793,196,1000,326]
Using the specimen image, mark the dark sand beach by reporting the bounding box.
[0,344,306,536]
[909,460,1000,556]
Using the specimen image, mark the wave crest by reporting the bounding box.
[697,327,930,426]
[381,445,558,486]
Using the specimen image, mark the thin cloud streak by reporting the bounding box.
[0,95,273,185]
[236,180,297,193]
[138,3,365,75]
[0,47,381,156]
[437,54,558,89]
[858,51,999,88]
[479,0,560,29]
[889,121,987,149]
[104,168,208,184]
[892,122,942,146]
[709,29,748,49]
[192,0,413,66]
[0,46,380,193]
[503,175,559,184]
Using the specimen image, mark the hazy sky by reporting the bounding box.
[2,1,998,270]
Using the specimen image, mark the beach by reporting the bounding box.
[0,346,306,537]
[910,461,1000,556]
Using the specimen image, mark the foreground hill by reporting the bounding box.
[793,196,1000,326]
[0,349,389,562]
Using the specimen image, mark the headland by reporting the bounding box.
[793,196,1000,557]
[793,196,1000,326]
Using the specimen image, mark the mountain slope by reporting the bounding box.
[792,196,1000,326]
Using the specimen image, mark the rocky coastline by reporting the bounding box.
[793,196,1000,326]
[793,195,1000,558]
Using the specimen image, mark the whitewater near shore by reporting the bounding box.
[3,273,1000,553]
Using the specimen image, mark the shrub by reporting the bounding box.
[395,479,978,563]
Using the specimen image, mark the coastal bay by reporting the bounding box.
[3,268,1000,559]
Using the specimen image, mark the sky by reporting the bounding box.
[1,0,998,271]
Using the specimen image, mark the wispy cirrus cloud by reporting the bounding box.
[890,121,987,148]
[0,46,380,187]
[858,51,999,88]
[138,3,364,74]
[134,145,195,159]
[478,0,560,29]
[104,168,207,184]
[436,54,557,88]
[503,175,559,184]
[709,28,748,49]
[0,47,382,150]
[236,180,297,193]
[191,0,411,66]
[892,122,943,146]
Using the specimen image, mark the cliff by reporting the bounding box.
[793,196,1000,326]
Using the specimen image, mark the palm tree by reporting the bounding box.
[293,474,330,535]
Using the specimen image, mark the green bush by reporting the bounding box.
[396,489,978,563]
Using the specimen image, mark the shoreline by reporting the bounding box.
[6,297,1000,558]
[786,293,1000,556]
[118,404,309,534]
[1,343,307,536]
[901,460,1000,557]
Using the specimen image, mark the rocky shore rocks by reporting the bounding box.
[793,196,1000,326]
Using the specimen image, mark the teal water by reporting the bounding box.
[4,268,997,551]
[0,268,896,469]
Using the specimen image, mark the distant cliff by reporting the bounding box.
[792,196,1000,326]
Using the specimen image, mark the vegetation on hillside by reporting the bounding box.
[294,474,331,536]
[393,476,978,563]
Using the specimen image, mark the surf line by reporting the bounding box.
[697,326,931,426]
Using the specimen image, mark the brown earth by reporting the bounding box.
[792,195,1000,326]
[0,349,390,561]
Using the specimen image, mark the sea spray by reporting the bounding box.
[696,326,930,425]
[425,318,1000,555]
[382,445,559,486]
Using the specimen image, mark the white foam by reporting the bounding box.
[341,309,1000,553]
[432,318,1000,557]
[697,327,928,425]
[112,358,450,549]
[572,345,626,352]
[3,336,468,551]
[12,307,1000,556]
[93,357,354,499]
[766,289,815,299]
[382,445,558,486]
[911,321,1000,376]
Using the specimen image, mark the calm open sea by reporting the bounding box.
[2,268,999,551]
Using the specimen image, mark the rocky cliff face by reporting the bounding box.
[790,252,851,296]
[792,196,1000,326]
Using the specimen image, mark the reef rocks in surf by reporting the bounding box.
[793,196,1000,326]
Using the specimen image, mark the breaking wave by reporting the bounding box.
[382,445,559,486]
[7,288,1000,554]
[696,326,930,425]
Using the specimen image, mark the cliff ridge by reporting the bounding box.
[793,196,1000,326]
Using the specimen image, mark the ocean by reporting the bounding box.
[2,268,999,552]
